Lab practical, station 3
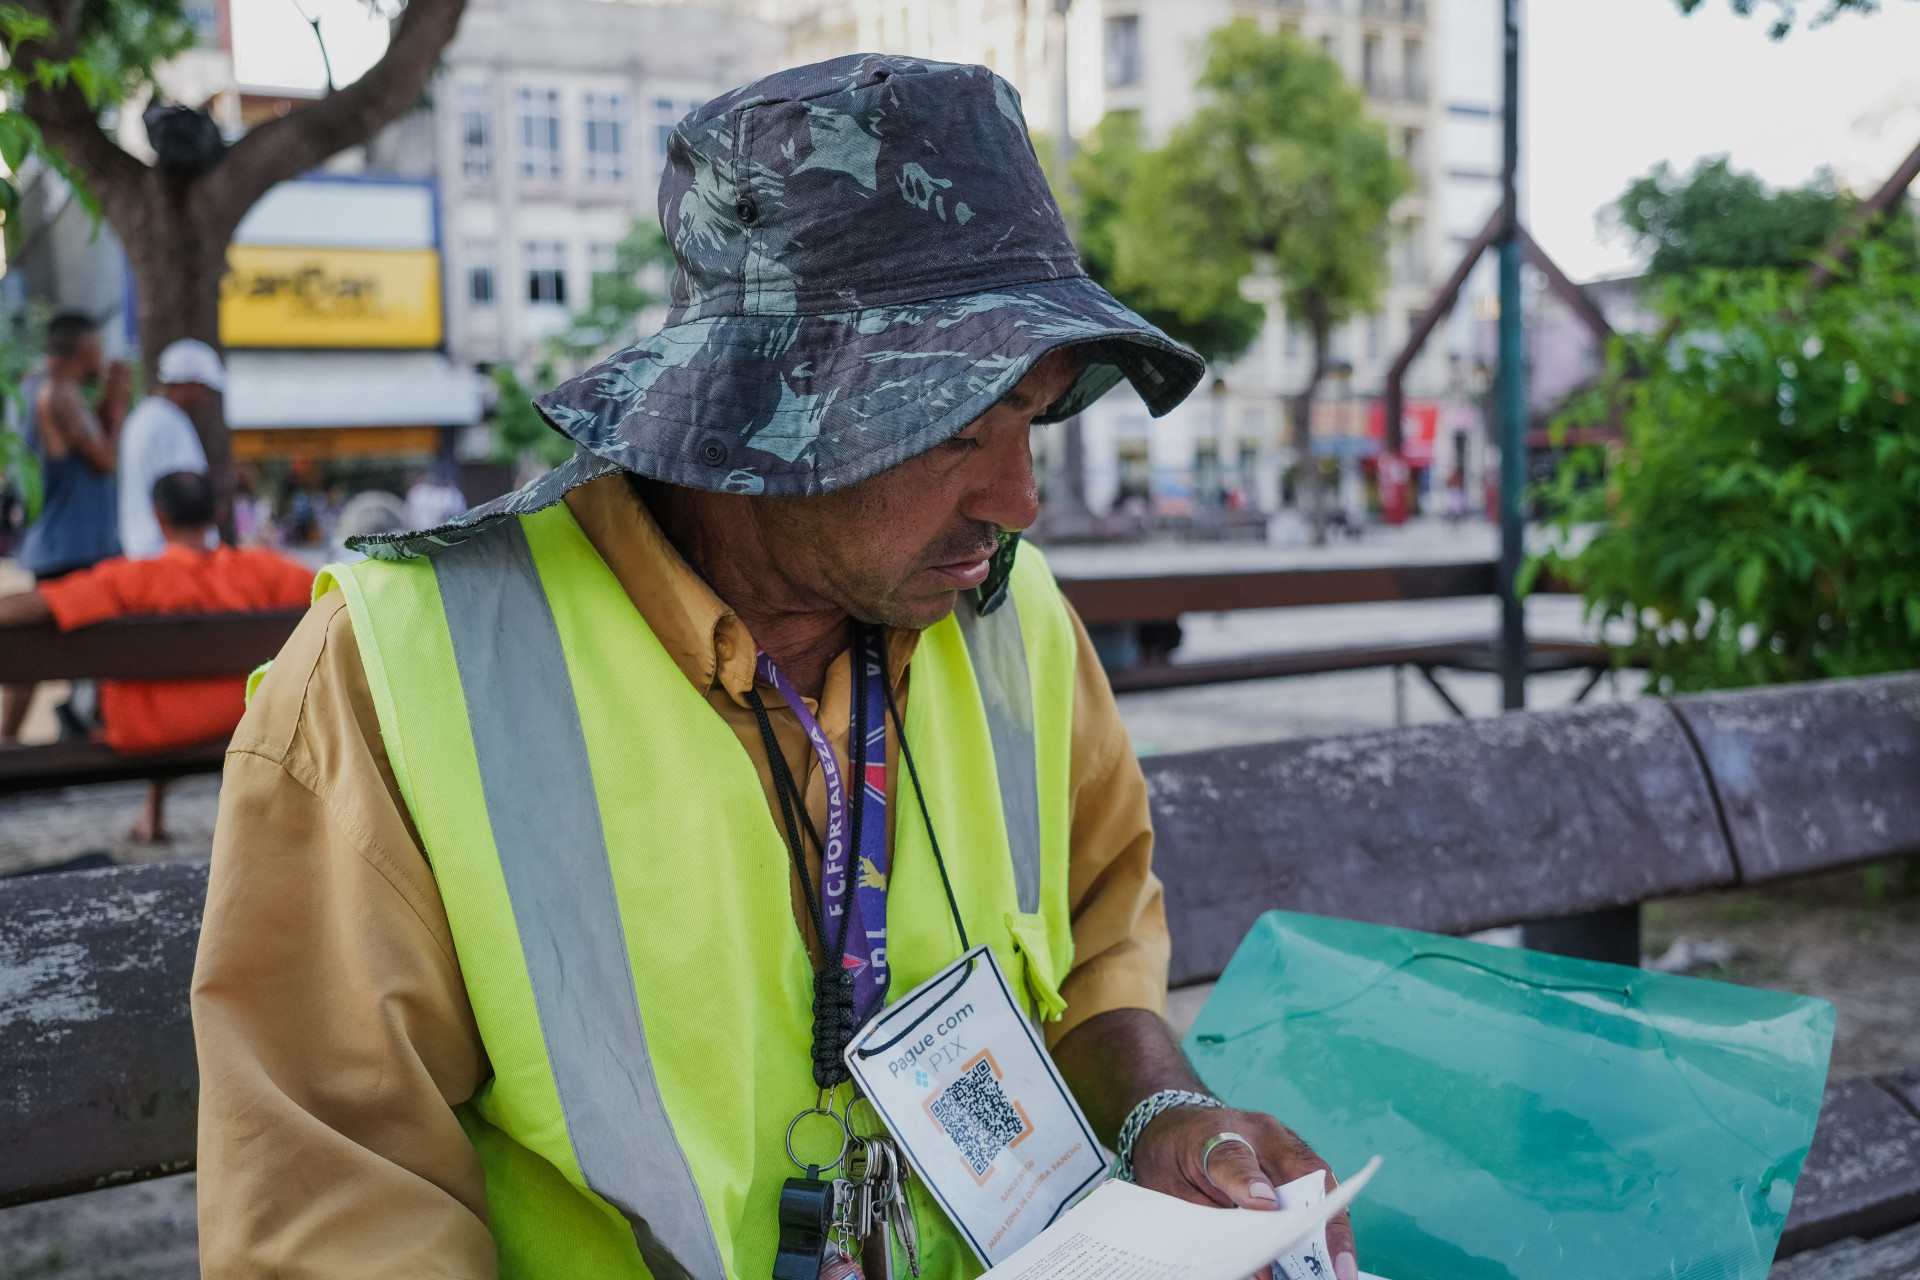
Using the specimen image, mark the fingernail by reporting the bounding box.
[1335,1251,1359,1280]
[1247,1179,1278,1204]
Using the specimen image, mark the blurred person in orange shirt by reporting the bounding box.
[0,470,313,838]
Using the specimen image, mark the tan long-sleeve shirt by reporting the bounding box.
[191,473,1168,1278]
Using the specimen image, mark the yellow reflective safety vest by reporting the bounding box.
[318,500,1078,1280]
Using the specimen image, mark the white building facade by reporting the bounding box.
[404,0,784,376]
[773,0,1508,522]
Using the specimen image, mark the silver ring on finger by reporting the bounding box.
[1200,1131,1257,1190]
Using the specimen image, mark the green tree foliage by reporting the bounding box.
[0,301,50,517]
[0,0,194,222]
[492,219,671,468]
[1093,21,1403,531]
[1536,245,1920,693]
[1673,0,1911,40]
[0,0,190,445]
[547,220,674,366]
[489,365,571,469]
[1609,156,1916,279]
[1066,113,1264,364]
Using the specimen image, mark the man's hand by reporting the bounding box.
[100,360,132,431]
[820,1253,863,1280]
[0,589,52,627]
[1130,1102,1357,1280]
[1050,1009,1360,1280]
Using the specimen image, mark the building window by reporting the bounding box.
[583,92,627,183]
[1404,39,1427,101]
[526,241,568,305]
[653,97,704,170]
[1399,219,1425,281]
[1105,15,1141,87]
[517,87,562,182]
[467,240,496,305]
[1402,127,1424,187]
[1362,36,1384,97]
[460,83,492,180]
[1366,314,1381,360]
[589,241,620,277]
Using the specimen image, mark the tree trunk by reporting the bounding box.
[1289,294,1332,545]
[16,0,468,517]
[116,173,236,512]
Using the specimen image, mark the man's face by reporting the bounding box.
[165,382,215,412]
[65,334,103,380]
[754,348,1078,630]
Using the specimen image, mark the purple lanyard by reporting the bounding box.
[755,624,892,1025]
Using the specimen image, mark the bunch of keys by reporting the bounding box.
[778,1095,921,1280]
[842,1134,920,1280]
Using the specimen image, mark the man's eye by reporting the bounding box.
[942,434,984,453]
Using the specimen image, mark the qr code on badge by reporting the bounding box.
[930,1058,1029,1177]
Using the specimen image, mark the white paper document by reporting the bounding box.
[979,1157,1381,1280]
[1271,1169,1332,1280]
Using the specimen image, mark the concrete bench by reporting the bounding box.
[4,671,1918,1258]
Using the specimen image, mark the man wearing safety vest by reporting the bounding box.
[193,55,1360,1280]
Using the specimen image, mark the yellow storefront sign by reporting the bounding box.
[220,246,443,348]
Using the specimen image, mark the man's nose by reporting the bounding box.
[965,423,1040,533]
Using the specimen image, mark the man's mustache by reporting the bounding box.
[920,522,1001,569]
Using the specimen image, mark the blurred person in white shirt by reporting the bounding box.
[404,464,466,530]
[118,339,224,559]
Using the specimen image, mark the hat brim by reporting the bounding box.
[532,275,1206,497]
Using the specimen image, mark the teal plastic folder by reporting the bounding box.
[1185,912,1834,1280]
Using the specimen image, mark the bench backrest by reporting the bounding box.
[0,609,307,683]
[3,672,1917,1208]
[1,861,206,1207]
[1148,672,1920,986]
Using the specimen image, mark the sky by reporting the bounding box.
[1528,0,1920,280]
[229,0,392,95]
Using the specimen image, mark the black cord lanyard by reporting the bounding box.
[746,619,970,1091]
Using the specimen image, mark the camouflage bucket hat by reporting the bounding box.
[531,53,1206,497]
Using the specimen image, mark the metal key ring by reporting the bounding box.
[786,1104,852,1174]
[1200,1131,1257,1190]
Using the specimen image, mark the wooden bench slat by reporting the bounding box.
[1055,561,1501,624]
[1771,1218,1920,1279]
[1674,674,1920,884]
[1104,638,1610,694]
[0,862,206,1208]
[1146,698,1737,988]
[0,609,306,683]
[1779,1076,1920,1257]
[0,738,230,797]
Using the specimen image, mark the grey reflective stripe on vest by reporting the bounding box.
[434,522,725,1280]
[956,593,1042,915]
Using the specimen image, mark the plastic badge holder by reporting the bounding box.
[1186,912,1834,1280]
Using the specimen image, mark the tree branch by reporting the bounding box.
[200,0,466,235]
[1806,134,1920,291]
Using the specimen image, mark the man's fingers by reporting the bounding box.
[1202,1136,1277,1210]
[1326,1205,1358,1280]
[819,1253,864,1280]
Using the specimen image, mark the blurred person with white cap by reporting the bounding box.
[118,338,225,559]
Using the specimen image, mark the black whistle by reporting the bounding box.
[772,1170,836,1280]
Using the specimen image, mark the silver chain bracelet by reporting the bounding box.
[1110,1088,1223,1183]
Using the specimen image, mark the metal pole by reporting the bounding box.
[1495,0,1527,711]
